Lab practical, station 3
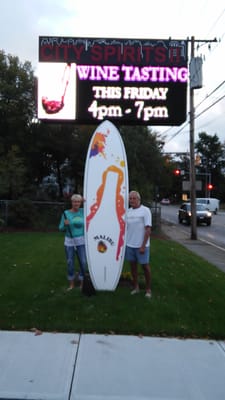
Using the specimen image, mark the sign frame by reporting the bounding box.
[38,36,188,126]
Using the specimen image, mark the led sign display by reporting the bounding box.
[38,37,188,125]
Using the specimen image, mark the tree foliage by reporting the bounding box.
[120,125,165,200]
[0,51,35,198]
[0,51,35,148]
[0,145,27,198]
[195,132,225,170]
[29,122,93,197]
[195,132,225,199]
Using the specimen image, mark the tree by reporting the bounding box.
[0,145,27,198]
[28,122,93,198]
[0,51,35,149]
[120,125,165,201]
[0,50,35,198]
[195,132,225,200]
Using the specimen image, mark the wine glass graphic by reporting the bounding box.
[41,63,71,114]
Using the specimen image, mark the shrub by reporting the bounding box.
[9,198,38,228]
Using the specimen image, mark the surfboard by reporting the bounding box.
[84,120,129,291]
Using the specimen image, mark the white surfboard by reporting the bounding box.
[84,120,129,291]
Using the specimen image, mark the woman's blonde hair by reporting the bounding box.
[71,194,83,202]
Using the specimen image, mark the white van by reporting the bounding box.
[196,198,220,214]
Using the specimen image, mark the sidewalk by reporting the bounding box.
[0,330,225,399]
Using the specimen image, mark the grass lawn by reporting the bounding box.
[0,231,225,339]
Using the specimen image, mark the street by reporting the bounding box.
[160,204,225,249]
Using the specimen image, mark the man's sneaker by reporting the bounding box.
[145,291,152,299]
[130,288,140,295]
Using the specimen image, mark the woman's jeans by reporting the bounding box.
[64,244,87,281]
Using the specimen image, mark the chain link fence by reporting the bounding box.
[143,201,161,230]
[0,199,161,231]
[0,200,66,230]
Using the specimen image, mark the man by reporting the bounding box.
[125,191,152,298]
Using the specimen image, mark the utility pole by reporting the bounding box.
[188,36,217,240]
[189,36,197,239]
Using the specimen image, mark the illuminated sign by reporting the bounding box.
[38,37,188,125]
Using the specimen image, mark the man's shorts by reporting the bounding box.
[125,246,150,264]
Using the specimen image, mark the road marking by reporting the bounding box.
[166,222,225,252]
[199,238,225,252]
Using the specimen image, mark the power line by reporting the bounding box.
[164,80,225,144]
[205,8,225,38]
[163,10,225,153]
[195,93,225,119]
[195,80,225,110]
[162,35,223,146]
[165,92,225,144]
[166,122,189,143]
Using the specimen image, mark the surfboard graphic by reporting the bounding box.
[84,120,129,290]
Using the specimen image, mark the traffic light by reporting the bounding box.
[207,183,213,190]
[174,169,181,176]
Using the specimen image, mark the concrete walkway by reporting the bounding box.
[0,330,225,399]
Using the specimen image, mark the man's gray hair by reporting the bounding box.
[129,190,141,200]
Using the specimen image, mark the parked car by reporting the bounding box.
[160,198,170,205]
[178,202,212,226]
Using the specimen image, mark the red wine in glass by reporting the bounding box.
[42,63,71,114]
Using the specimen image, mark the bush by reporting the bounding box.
[9,198,38,228]
[0,217,4,230]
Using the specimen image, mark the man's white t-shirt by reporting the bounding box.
[126,205,152,248]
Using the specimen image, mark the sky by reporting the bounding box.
[0,0,224,154]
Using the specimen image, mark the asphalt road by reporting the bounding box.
[161,204,225,249]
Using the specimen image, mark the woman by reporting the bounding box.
[59,194,87,290]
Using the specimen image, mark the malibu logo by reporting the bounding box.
[94,234,115,254]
